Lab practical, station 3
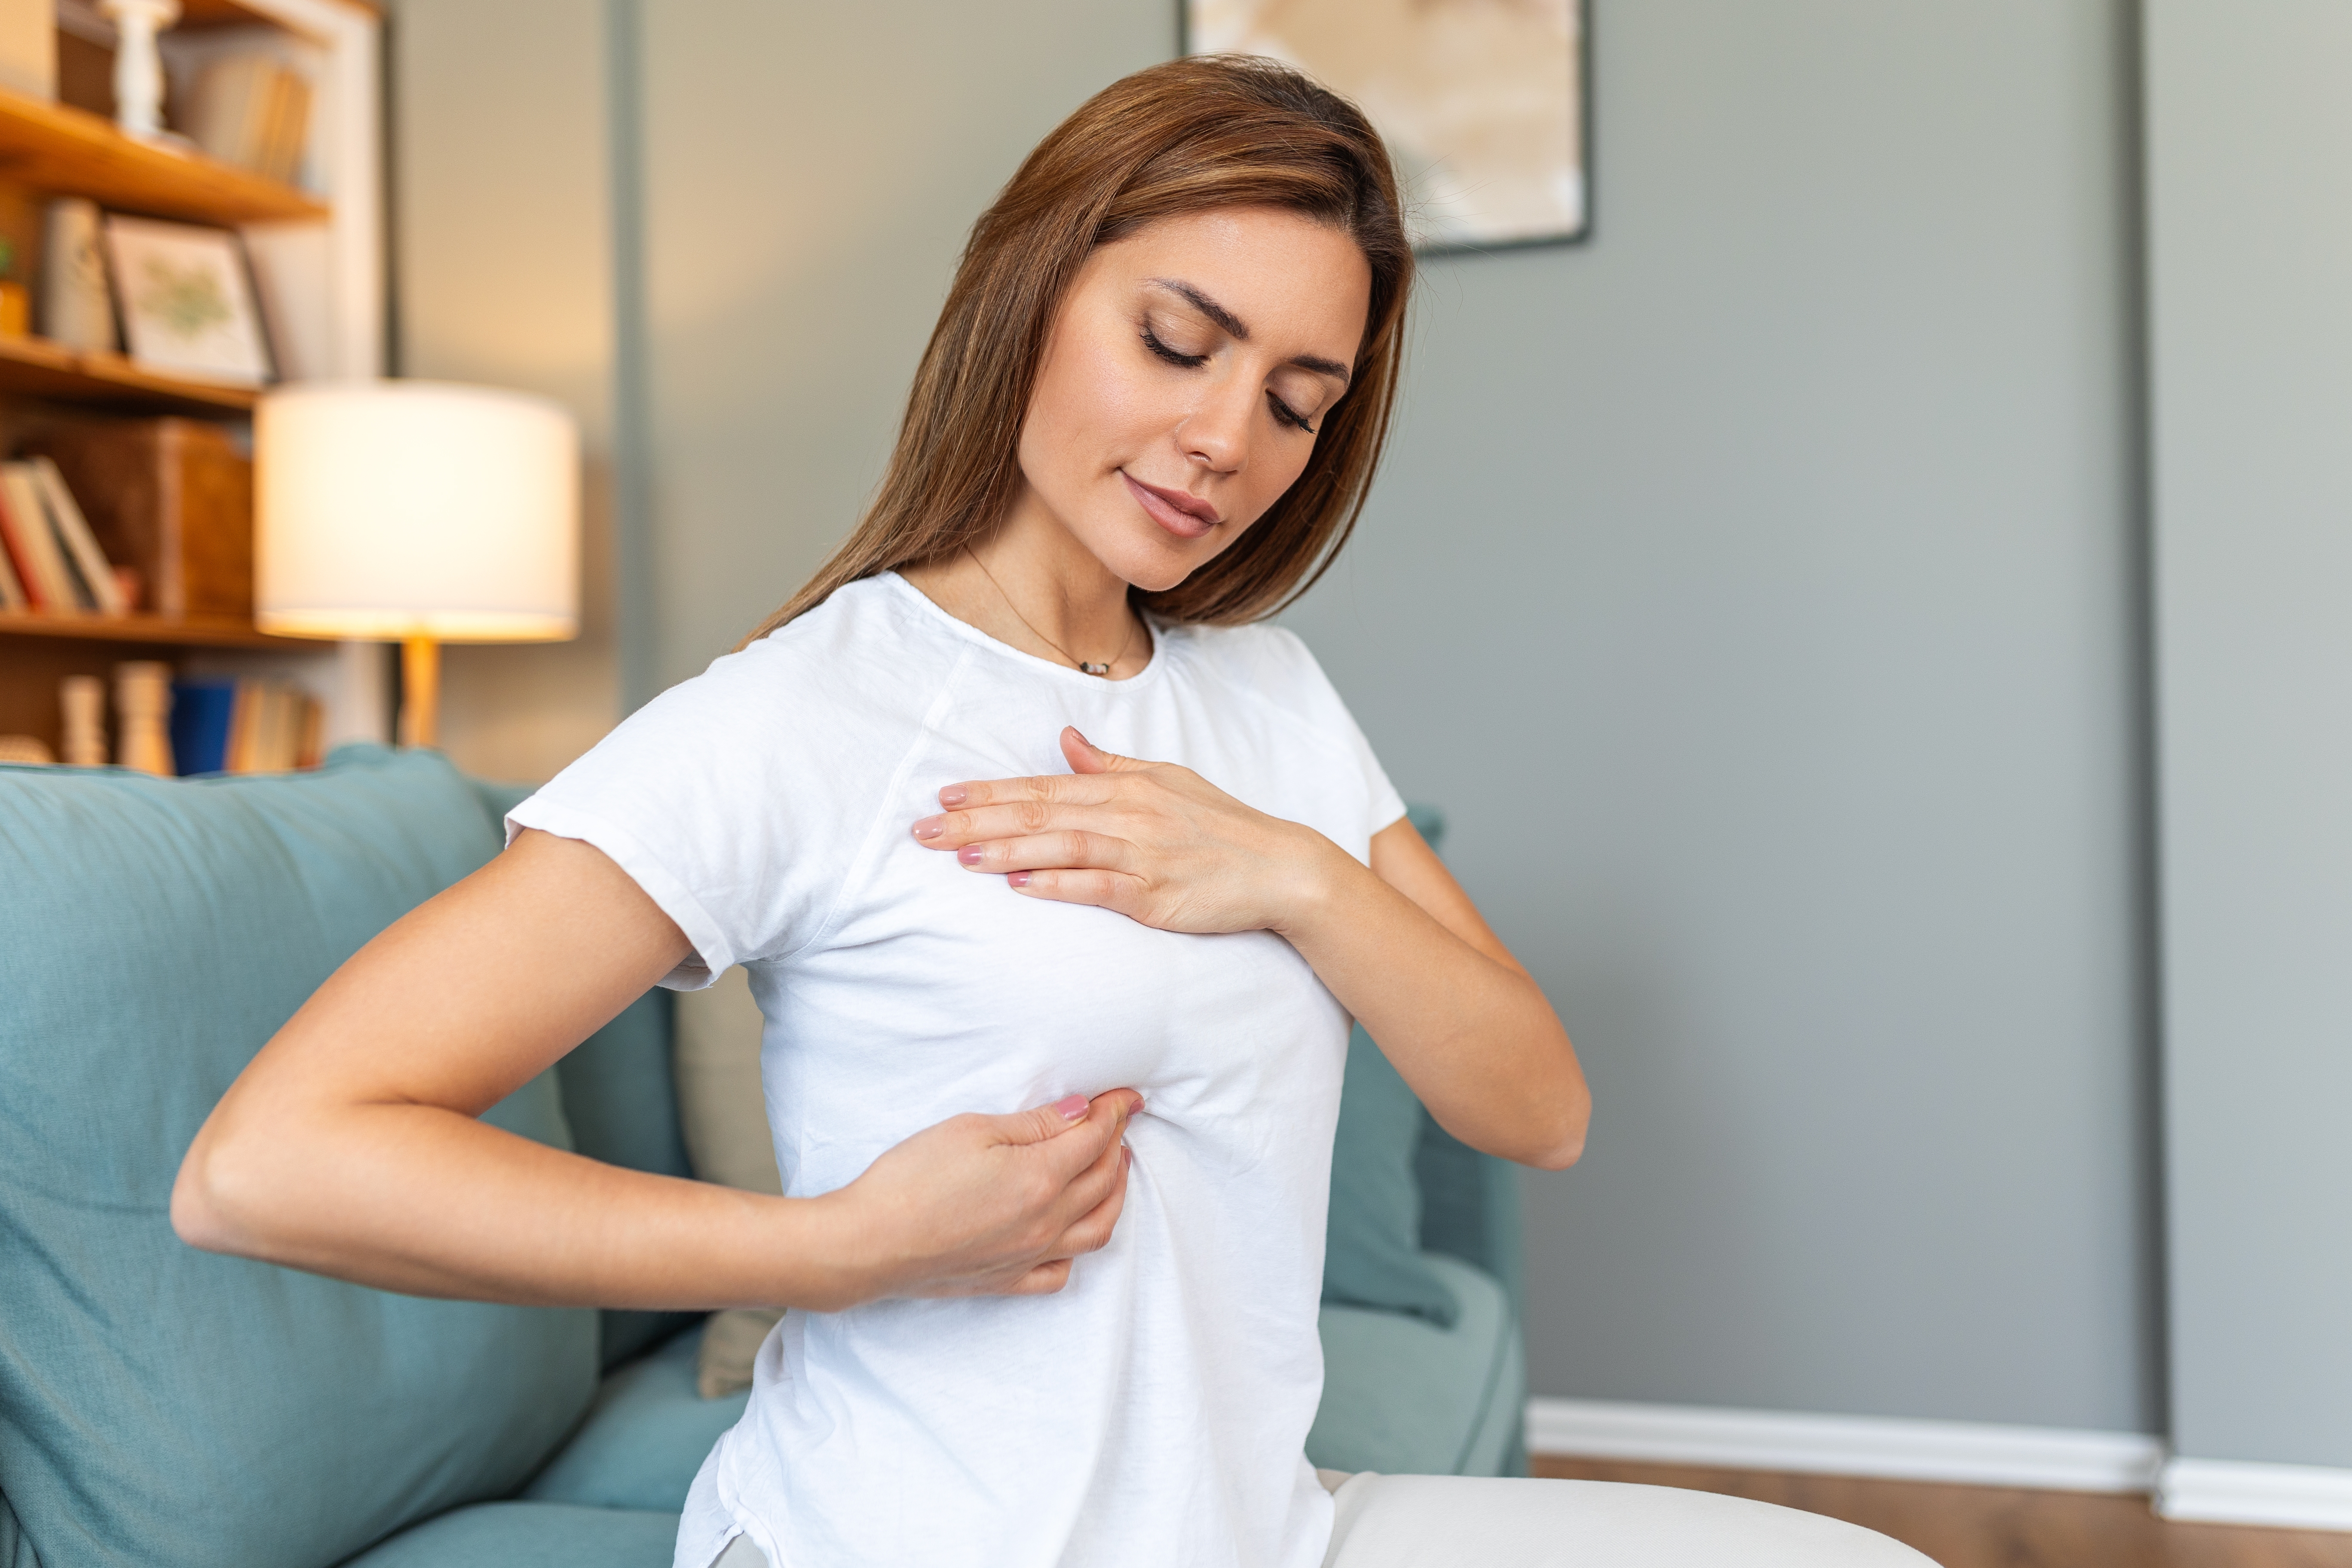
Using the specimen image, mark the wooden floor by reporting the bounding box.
[1530,1455,2352,1567]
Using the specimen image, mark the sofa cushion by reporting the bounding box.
[340,1502,680,1568]
[0,747,598,1568]
[1324,1027,1459,1325]
[1320,802,1462,1328]
[525,1325,749,1513]
[1308,1254,1523,1478]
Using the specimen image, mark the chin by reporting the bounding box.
[1089,523,1213,595]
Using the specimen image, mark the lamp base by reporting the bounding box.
[399,634,441,749]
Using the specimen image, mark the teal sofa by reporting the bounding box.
[0,746,1523,1568]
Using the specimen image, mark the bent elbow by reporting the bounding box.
[171,1130,269,1258]
[1525,1127,1586,1172]
[1524,1088,1592,1173]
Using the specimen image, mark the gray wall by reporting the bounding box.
[2144,0,2352,1470]
[389,0,622,782]
[1284,0,2152,1430]
[611,0,2156,1434]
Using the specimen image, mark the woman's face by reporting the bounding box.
[1011,206,1375,593]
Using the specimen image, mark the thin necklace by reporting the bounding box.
[964,545,1139,677]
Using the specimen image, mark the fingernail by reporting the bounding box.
[1008,871,1031,887]
[1054,1093,1088,1120]
[939,786,967,807]
[913,818,944,840]
[958,845,984,866]
[1122,1145,1132,1170]
[1068,728,1093,750]
[1127,1094,1145,1117]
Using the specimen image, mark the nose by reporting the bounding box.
[1177,374,1255,476]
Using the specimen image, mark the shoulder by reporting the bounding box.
[532,574,968,817]
[628,574,962,736]
[1161,619,1354,729]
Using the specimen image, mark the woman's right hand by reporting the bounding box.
[823,1090,1142,1304]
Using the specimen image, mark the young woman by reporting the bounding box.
[177,56,1924,1568]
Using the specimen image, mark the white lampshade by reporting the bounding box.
[256,380,580,641]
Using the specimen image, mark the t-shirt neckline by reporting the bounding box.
[877,570,1173,692]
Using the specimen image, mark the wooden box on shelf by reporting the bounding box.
[21,416,253,619]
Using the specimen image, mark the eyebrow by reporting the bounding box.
[1147,277,1353,385]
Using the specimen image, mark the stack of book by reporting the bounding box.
[183,55,315,186]
[0,457,130,615]
[170,677,323,776]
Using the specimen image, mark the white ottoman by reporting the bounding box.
[1325,1474,1937,1566]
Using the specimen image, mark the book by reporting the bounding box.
[0,481,42,608]
[0,521,22,609]
[170,678,238,775]
[259,67,312,185]
[186,55,271,171]
[0,462,77,610]
[30,458,127,615]
[187,55,313,184]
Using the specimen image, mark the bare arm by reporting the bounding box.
[913,729,1589,1169]
[173,828,1141,1309]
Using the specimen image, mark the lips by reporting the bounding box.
[1121,471,1221,539]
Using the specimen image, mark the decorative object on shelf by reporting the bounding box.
[256,381,580,749]
[0,734,55,765]
[185,53,313,187]
[95,0,178,141]
[100,215,274,387]
[24,418,254,619]
[0,239,28,338]
[0,0,56,102]
[112,658,171,774]
[39,197,117,354]
[59,672,105,765]
[1183,0,1591,251]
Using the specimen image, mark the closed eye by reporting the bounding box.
[1140,325,1207,368]
[1267,393,1316,434]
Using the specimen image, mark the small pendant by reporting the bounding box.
[1079,661,1112,677]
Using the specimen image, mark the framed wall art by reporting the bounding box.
[1182,0,1591,254]
[99,214,277,387]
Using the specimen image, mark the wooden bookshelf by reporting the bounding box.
[0,0,380,759]
[0,611,306,650]
[0,334,257,414]
[0,84,326,226]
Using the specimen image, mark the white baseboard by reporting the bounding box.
[2156,1458,2352,1531]
[1525,1397,2165,1494]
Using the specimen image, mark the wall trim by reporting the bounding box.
[2156,1459,2352,1531]
[1525,1397,2165,1494]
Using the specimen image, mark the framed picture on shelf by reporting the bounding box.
[1181,0,1591,253]
[99,215,276,387]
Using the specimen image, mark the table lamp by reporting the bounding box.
[255,381,580,748]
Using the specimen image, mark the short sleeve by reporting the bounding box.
[1237,626,1409,853]
[506,608,947,989]
[1334,683,1409,842]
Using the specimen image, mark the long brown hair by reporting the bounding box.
[739,55,1412,645]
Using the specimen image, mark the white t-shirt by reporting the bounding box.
[508,572,1407,1568]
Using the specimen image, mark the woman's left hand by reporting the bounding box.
[910,727,1347,936]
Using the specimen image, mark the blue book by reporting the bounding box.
[170,679,238,776]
